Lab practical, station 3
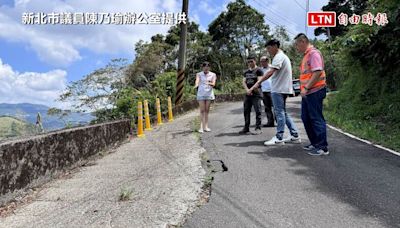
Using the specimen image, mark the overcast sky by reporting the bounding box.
[0,0,329,108]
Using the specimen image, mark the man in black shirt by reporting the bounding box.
[239,56,264,135]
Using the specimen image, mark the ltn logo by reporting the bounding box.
[307,12,336,27]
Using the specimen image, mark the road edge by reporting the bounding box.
[327,124,400,157]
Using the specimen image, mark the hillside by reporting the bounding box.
[0,103,93,131]
[0,116,37,140]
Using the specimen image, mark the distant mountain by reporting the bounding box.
[0,116,37,140]
[0,103,94,131]
[0,103,49,114]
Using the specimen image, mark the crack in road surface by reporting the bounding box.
[185,98,400,228]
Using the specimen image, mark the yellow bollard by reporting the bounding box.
[156,98,163,125]
[168,96,174,122]
[144,100,152,131]
[137,101,145,138]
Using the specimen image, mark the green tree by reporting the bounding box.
[165,22,213,85]
[272,25,290,45]
[323,0,400,150]
[126,39,173,86]
[314,0,368,39]
[60,58,128,112]
[10,122,18,137]
[47,108,72,127]
[208,0,271,66]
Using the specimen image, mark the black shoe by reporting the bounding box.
[239,128,250,134]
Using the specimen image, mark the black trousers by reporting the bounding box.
[262,92,275,125]
[244,95,262,129]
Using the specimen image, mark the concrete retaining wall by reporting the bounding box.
[0,119,130,196]
[0,94,243,202]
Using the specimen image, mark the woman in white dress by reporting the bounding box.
[194,62,217,133]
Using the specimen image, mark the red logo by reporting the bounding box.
[307,12,336,27]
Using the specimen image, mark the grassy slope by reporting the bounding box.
[0,116,36,139]
[324,91,400,152]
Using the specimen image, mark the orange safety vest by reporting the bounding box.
[300,46,326,93]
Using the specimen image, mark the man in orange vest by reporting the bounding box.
[294,33,329,156]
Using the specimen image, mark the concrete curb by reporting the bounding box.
[327,124,400,157]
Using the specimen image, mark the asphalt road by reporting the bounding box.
[185,97,400,228]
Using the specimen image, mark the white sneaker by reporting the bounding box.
[264,136,285,146]
[198,129,204,133]
[204,127,211,132]
[283,135,301,144]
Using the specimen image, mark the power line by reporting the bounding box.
[262,13,298,36]
[252,0,298,26]
[266,17,298,36]
[249,0,298,36]
[253,0,297,28]
[292,0,306,11]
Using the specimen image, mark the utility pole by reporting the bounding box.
[175,0,189,106]
[327,27,332,43]
[305,0,309,36]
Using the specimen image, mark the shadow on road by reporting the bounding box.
[171,130,193,139]
[230,108,243,115]
[247,128,400,228]
[214,132,243,137]
[224,141,265,148]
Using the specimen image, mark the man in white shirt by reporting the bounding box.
[250,39,300,145]
[260,56,275,127]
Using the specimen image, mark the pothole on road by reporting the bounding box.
[206,159,228,173]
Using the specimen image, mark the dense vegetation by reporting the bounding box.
[320,0,400,150]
